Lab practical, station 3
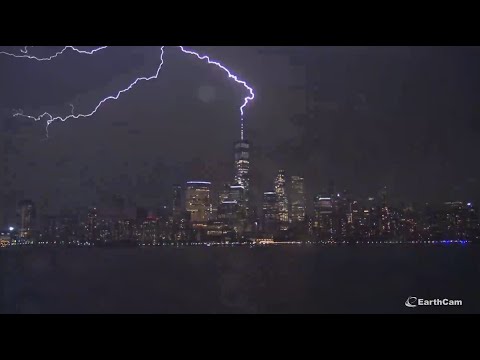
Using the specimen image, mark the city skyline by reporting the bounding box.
[2,44,479,316]
[2,134,479,232]
[1,46,480,223]
[3,136,478,246]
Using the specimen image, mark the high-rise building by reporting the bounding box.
[219,183,245,204]
[85,207,98,243]
[172,184,183,218]
[98,218,113,244]
[171,212,191,242]
[115,219,134,242]
[185,181,211,223]
[234,140,250,204]
[137,217,160,244]
[275,170,289,224]
[335,191,352,239]
[219,184,231,204]
[434,201,480,240]
[40,215,58,241]
[59,213,79,242]
[217,183,247,233]
[465,203,480,241]
[378,186,391,235]
[218,201,241,223]
[18,199,35,239]
[313,195,333,239]
[227,185,245,204]
[290,176,306,222]
[263,191,277,232]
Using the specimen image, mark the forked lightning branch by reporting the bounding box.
[0,46,254,140]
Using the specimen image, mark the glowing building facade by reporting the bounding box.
[218,201,241,223]
[219,183,245,205]
[313,195,333,238]
[263,191,277,232]
[275,170,289,224]
[185,181,211,223]
[234,140,250,204]
[290,176,306,222]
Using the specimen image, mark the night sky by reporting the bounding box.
[1,46,480,217]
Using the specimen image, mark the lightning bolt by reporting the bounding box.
[1,46,255,140]
[0,46,108,61]
[14,46,166,136]
[179,46,254,140]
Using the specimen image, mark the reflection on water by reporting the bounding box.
[1,245,479,313]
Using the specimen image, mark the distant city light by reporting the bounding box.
[8,227,14,231]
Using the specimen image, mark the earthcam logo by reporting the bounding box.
[405,296,462,308]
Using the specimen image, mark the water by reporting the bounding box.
[1,245,479,313]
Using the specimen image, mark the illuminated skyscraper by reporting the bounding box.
[234,140,250,204]
[185,181,211,223]
[172,184,183,218]
[313,195,333,239]
[18,200,35,239]
[290,176,306,222]
[217,183,247,233]
[275,170,289,224]
[219,184,245,204]
[219,183,231,204]
[335,191,352,239]
[263,191,278,232]
[378,186,391,235]
[218,201,241,223]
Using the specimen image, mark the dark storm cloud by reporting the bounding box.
[0,46,299,214]
[275,46,480,204]
[1,46,479,220]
